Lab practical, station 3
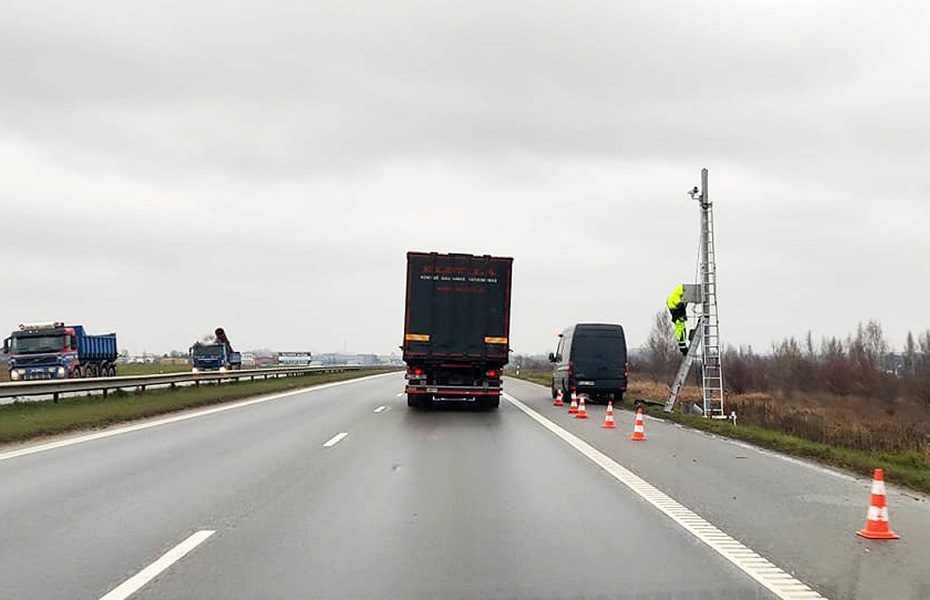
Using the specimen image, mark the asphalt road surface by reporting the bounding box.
[1,373,928,599]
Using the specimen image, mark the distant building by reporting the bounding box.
[278,352,313,367]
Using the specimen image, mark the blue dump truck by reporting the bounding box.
[3,322,118,380]
[189,342,242,372]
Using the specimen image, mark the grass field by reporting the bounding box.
[0,368,396,446]
[510,371,930,494]
[116,363,192,376]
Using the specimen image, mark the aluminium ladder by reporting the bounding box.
[663,317,703,412]
[697,169,725,418]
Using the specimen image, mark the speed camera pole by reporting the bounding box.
[664,168,726,418]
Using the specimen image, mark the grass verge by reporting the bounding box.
[508,371,930,495]
[0,368,397,446]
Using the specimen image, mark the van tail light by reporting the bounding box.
[568,361,574,379]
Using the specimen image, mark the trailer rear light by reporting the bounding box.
[408,367,424,376]
[486,369,499,378]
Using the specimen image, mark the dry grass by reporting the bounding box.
[628,374,930,460]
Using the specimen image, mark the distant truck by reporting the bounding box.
[402,251,514,409]
[189,342,242,372]
[3,322,118,380]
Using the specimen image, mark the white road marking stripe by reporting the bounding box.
[395,392,404,397]
[0,372,396,462]
[99,530,214,600]
[374,406,388,413]
[323,432,348,448]
[503,392,826,600]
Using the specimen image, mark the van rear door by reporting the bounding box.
[571,326,626,389]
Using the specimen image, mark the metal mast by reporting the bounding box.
[696,169,725,417]
[664,168,725,417]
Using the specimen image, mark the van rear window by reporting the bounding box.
[573,332,625,362]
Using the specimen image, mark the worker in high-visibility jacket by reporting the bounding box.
[666,284,688,355]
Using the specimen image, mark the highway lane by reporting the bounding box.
[501,377,930,600]
[0,371,784,599]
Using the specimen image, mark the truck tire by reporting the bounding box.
[408,394,430,409]
[484,396,500,410]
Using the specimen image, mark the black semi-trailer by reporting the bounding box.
[402,251,514,409]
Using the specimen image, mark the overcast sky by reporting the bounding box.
[1,0,928,356]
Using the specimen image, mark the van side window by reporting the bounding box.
[555,337,564,360]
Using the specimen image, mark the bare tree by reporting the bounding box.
[904,331,917,377]
[919,330,930,374]
[645,310,678,378]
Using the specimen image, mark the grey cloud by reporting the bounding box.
[1,0,928,355]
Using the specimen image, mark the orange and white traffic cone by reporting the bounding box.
[574,395,588,419]
[630,407,646,441]
[554,389,564,407]
[602,401,616,429]
[856,468,900,540]
[568,392,578,414]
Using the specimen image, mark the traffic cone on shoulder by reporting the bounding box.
[630,407,646,441]
[554,389,564,407]
[602,401,616,429]
[574,395,589,419]
[856,468,900,540]
[568,392,578,414]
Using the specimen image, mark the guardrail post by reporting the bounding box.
[103,389,108,399]
[53,392,59,404]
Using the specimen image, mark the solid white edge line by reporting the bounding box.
[323,432,348,447]
[374,405,387,413]
[99,530,214,600]
[0,372,397,463]
[502,392,826,600]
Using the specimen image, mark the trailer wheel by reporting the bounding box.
[407,394,421,409]
[484,396,500,410]
[107,365,116,377]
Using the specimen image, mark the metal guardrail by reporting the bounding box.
[0,365,380,401]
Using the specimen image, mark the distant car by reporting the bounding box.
[549,323,628,403]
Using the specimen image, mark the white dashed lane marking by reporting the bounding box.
[99,530,214,600]
[323,432,348,448]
